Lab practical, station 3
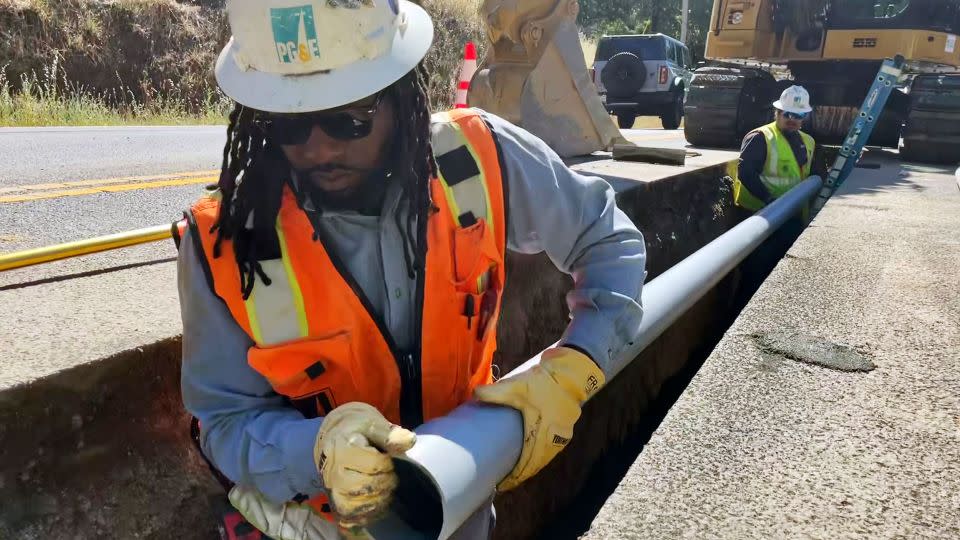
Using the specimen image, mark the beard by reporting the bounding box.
[294,164,391,215]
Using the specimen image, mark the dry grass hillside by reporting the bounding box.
[0,0,229,120]
[0,0,484,124]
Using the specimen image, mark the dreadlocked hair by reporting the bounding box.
[210,65,436,300]
[389,64,437,279]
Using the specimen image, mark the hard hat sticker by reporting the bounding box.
[271,6,321,64]
[325,0,376,7]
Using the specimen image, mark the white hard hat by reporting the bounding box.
[773,85,813,114]
[215,0,434,113]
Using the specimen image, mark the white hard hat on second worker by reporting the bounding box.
[215,0,434,114]
[773,85,813,115]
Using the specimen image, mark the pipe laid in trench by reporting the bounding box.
[367,175,824,540]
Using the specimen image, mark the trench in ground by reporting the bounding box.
[535,218,805,540]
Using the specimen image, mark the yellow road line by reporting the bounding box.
[0,169,218,194]
[0,175,218,203]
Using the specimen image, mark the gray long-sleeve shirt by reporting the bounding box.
[178,111,647,504]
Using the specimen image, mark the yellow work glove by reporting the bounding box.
[474,346,605,491]
[228,485,336,540]
[313,402,416,531]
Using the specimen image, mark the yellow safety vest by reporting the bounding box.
[734,122,815,211]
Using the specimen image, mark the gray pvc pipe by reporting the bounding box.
[369,176,824,540]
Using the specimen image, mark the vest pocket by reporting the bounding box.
[247,333,363,417]
[448,218,503,405]
[454,291,483,401]
[452,218,501,293]
[452,219,487,286]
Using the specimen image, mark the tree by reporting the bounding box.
[578,0,715,63]
[578,0,641,33]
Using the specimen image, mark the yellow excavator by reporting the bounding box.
[684,0,960,163]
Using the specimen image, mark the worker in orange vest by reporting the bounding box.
[175,1,646,538]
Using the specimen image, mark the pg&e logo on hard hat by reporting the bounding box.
[327,0,376,7]
[271,5,321,64]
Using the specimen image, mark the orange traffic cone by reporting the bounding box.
[454,41,478,109]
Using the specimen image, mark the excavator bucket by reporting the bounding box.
[468,0,630,157]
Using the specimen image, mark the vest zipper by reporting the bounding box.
[398,202,428,429]
[406,226,427,428]
[399,352,419,428]
[304,212,417,425]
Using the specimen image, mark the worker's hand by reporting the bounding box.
[228,485,332,540]
[313,402,416,531]
[474,347,605,491]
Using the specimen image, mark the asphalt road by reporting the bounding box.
[0,126,225,287]
[0,125,686,288]
[0,126,225,185]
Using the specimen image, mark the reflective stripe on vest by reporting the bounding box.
[244,227,310,345]
[432,111,492,230]
[431,110,496,294]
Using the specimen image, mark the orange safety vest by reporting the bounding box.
[175,108,507,517]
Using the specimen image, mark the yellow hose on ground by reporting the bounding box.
[0,224,173,272]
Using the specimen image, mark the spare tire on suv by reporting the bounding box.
[593,34,693,131]
[601,52,647,99]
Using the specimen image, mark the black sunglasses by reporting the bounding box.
[257,92,384,145]
[783,111,809,120]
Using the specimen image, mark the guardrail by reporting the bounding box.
[368,175,825,540]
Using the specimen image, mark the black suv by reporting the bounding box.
[592,34,694,130]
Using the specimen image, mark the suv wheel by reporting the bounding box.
[661,90,683,130]
[617,113,637,129]
[602,52,646,98]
